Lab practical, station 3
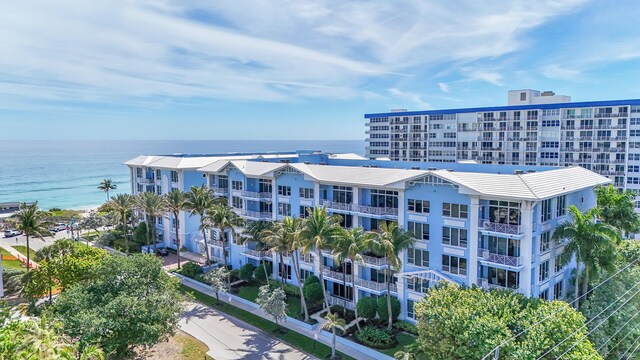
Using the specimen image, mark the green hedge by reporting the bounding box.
[354,326,398,349]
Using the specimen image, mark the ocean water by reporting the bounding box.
[0,140,365,210]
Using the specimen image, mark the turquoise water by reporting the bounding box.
[0,140,364,210]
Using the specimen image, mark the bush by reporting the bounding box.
[177,262,204,279]
[239,264,256,282]
[133,222,147,243]
[283,284,300,297]
[303,275,319,287]
[330,305,356,323]
[354,326,397,349]
[377,296,401,323]
[357,297,378,319]
[393,320,418,335]
[254,263,272,282]
[229,269,240,283]
[303,282,324,304]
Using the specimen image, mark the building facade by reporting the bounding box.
[125,151,609,322]
[365,89,640,206]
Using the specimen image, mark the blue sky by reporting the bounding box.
[1,0,639,140]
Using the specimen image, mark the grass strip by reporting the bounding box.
[180,284,354,360]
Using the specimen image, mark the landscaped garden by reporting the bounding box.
[12,245,36,260]
[0,246,25,270]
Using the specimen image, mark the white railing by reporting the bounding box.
[361,254,387,267]
[326,293,355,310]
[354,278,397,293]
[477,278,519,292]
[319,200,398,217]
[211,186,229,195]
[239,190,272,200]
[477,249,522,267]
[137,177,155,184]
[234,209,273,220]
[322,266,352,282]
[241,249,271,258]
[208,239,226,248]
[478,219,523,235]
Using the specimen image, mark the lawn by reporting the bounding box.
[380,332,417,357]
[13,246,37,260]
[181,284,354,360]
[0,247,25,270]
[174,331,214,360]
[236,283,303,318]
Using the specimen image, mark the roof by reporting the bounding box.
[199,160,289,177]
[327,153,367,160]
[290,163,429,187]
[123,155,164,167]
[365,98,640,118]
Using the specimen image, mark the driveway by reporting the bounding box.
[180,302,315,360]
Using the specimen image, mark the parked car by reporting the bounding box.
[49,223,67,233]
[156,248,169,257]
[4,229,22,237]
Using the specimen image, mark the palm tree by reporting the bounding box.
[370,221,414,330]
[134,192,165,254]
[106,194,135,253]
[164,189,188,269]
[240,220,273,281]
[323,312,346,360]
[204,203,244,275]
[301,207,341,312]
[596,185,640,236]
[97,179,117,201]
[288,217,311,322]
[553,205,619,309]
[11,203,49,272]
[185,185,218,265]
[333,227,371,329]
[263,219,293,287]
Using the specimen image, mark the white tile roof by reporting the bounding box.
[290,164,429,187]
[122,155,164,166]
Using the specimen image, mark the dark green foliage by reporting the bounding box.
[254,263,272,282]
[283,283,300,297]
[330,305,356,323]
[303,282,324,304]
[354,326,397,349]
[393,320,418,335]
[239,263,256,282]
[356,297,378,319]
[229,269,240,283]
[303,274,319,286]
[177,262,204,279]
[377,296,400,322]
[133,222,148,243]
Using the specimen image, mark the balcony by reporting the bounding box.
[241,248,272,259]
[477,249,522,267]
[208,239,227,248]
[239,190,272,200]
[478,219,523,235]
[233,209,273,220]
[319,200,398,219]
[136,177,155,185]
[326,293,355,310]
[322,266,352,282]
[355,278,397,293]
[361,254,388,267]
[211,186,229,196]
[477,278,520,292]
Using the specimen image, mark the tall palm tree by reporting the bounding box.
[553,205,619,309]
[11,203,49,272]
[185,185,217,265]
[204,203,244,275]
[263,219,293,287]
[301,207,341,312]
[333,227,371,329]
[370,221,414,329]
[106,194,135,253]
[596,184,640,236]
[241,220,273,281]
[288,217,311,322]
[323,312,346,359]
[164,189,188,269]
[97,179,117,201]
[134,192,165,254]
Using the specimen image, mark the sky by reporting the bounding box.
[1,0,639,140]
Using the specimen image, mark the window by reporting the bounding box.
[442,255,467,276]
[556,195,567,217]
[539,261,549,282]
[407,222,429,241]
[442,203,468,219]
[278,203,291,216]
[279,264,292,280]
[442,227,468,248]
[407,299,415,319]
[541,199,553,222]
[554,281,563,300]
[278,185,291,197]
[520,92,527,101]
[407,277,430,293]
[408,248,429,267]
[539,289,549,300]
[300,269,313,282]
[486,236,520,257]
[540,231,551,253]
[487,267,519,289]
[136,167,143,177]
[371,189,398,208]
[408,199,430,214]
[555,255,564,273]
[489,201,521,225]
[170,170,178,183]
[232,196,242,209]
[299,188,314,199]
[259,179,272,193]
[218,175,228,189]
[155,169,161,179]
[333,186,353,203]
[232,180,243,190]
[299,206,312,218]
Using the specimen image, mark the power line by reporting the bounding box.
[624,335,640,360]
[619,329,640,360]
[595,310,640,353]
[601,318,640,358]
[481,255,640,360]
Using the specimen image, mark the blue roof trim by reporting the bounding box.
[158,150,320,158]
[364,99,640,118]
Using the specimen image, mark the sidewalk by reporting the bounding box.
[179,276,386,360]
[1,244,38,269]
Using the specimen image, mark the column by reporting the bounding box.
[520,201,534,296]
[314,182,321,207]
[468,196,480,285]
[352,263,360,306]
[397,190,405,226]
[271,184,277,221]
[352,186,359,228]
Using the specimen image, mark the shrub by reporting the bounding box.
[254,263,272,282]
[330,305,356,323]
[133,222,147,243]
[177,262,204,279]
[283,284,300,297]
[303,275,319,287]
[354,326,397,349]
[377,296,401,322]
[229,269,240,283]
[393,320,418,335]
[303,282,324,304]
[357,297,378,319]
[239,263,256,282]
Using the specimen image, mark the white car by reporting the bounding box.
[4,229,22,237]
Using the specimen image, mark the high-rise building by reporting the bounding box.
[365,90,640,203]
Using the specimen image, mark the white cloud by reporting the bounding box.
[541,64,582,81]
[462,68,504,86]
[387,88,431,109]
[438,83,450,93]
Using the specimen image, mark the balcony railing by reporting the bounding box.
[208,239,226,248]
[322,266,352,282]
[477,278,519,291]
[319,200,398,217]
[241,249,272,259]
[355,278,397,293]
[478,219,523,235]
[137,177,155,185]
[239,190,272,200]
[361,254,388,267]
[211,186,229,195]
[326,293,355,310]
[234,209,273,220]
[477,249,522,267]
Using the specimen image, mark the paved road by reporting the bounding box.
[0,228,70,252]
[180,302,315,360]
